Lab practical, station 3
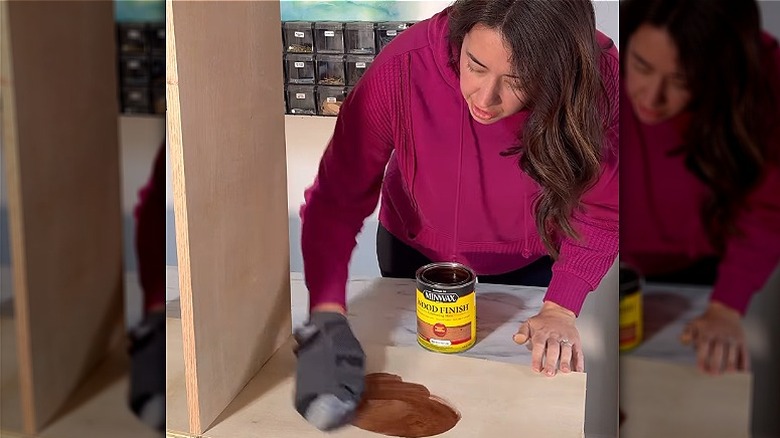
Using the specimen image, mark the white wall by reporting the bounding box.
[594,0,620,47]
[120,116,166,214]
[761,0,780,37]
[283,116,382,278]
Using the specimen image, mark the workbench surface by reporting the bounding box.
[619,282,777,438]
[166,273,616,367]
[166,271,619,437]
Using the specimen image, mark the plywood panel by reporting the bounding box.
[1,313,24,433]
[166,317,587,438]
[620,357,752,438]
[166,318,189,434]
[167,0,291,433]
[0,318,160,438]
[0,2,124,434]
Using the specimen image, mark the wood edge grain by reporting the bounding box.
[1,2,37,434]
[166,0,202,434]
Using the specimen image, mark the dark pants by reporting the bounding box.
[644,256,720,286]
[376,223,553,287]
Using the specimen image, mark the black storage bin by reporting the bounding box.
[286,85,317,115]
[118,23,148,55]
[316,54,346,86]
[283,21,315,53]
[285,54,316,84]
[376,21,408,52]
[122,87,151,114]
[149,23,165,55]
[345,22,376,55]
[152,86,165,114]
[150,56,165,88]
[314,22,345,54]
[317,86,347,116]
[346,55,373,86]
[120,55,150,86]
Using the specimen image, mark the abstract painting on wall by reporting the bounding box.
[281,0,451,22]
[115,1,449,23]
[115,0,164,23]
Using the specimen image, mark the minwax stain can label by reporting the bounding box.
[415,262,477,354]
[619,293,642,350]
[619,264,643,351]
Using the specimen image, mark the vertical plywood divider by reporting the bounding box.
[167,0,292,434]
[0,2,124,434]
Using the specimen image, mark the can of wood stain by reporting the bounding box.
[619,263,643,351]
[415,262,477,353]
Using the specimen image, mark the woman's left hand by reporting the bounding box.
[680,301,750,374]
[513,301,584,376]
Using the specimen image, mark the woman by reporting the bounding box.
[621,0,780,375]
[128,141,166,431]
[293,0,619,430]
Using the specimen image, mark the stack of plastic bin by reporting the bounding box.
[117,22,165,115]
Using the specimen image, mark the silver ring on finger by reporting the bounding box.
[560,338,571,346]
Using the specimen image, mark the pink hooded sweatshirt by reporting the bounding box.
[620,33,780,315]
[300,7,620,315]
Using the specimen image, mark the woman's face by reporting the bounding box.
[459,24,526,125]
[625,24,692,125]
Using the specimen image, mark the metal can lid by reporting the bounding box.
[416,262,475,288]
[619,263,642,295]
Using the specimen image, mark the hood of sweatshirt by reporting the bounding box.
[378,7,618,275]
[430,9,535,261]
[377,8,540,274]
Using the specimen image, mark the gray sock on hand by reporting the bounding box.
[293,311,365,431]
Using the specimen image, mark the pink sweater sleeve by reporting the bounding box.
[300,58,399,311]
[544,131,620,316]
[543,49,621,316]
[710,163,780,314]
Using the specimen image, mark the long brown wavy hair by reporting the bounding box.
[449,0,613,258]
[621,0,780,252]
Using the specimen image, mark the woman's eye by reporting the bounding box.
[633,61,651,74]
[671,78,689,90]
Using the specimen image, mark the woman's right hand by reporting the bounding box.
[293,307,365,431]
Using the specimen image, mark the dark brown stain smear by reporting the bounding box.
[352,373,461,437]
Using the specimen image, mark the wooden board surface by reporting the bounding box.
[0,2,124,434]
[165,318,189,435]
[0,318,159,438]
[1,314,24,433]
[167,0,292,434]
[620,356,752,438]
[167,318,587,438]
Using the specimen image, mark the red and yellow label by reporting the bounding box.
[416,288,476,353]
[619,291,643,351]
